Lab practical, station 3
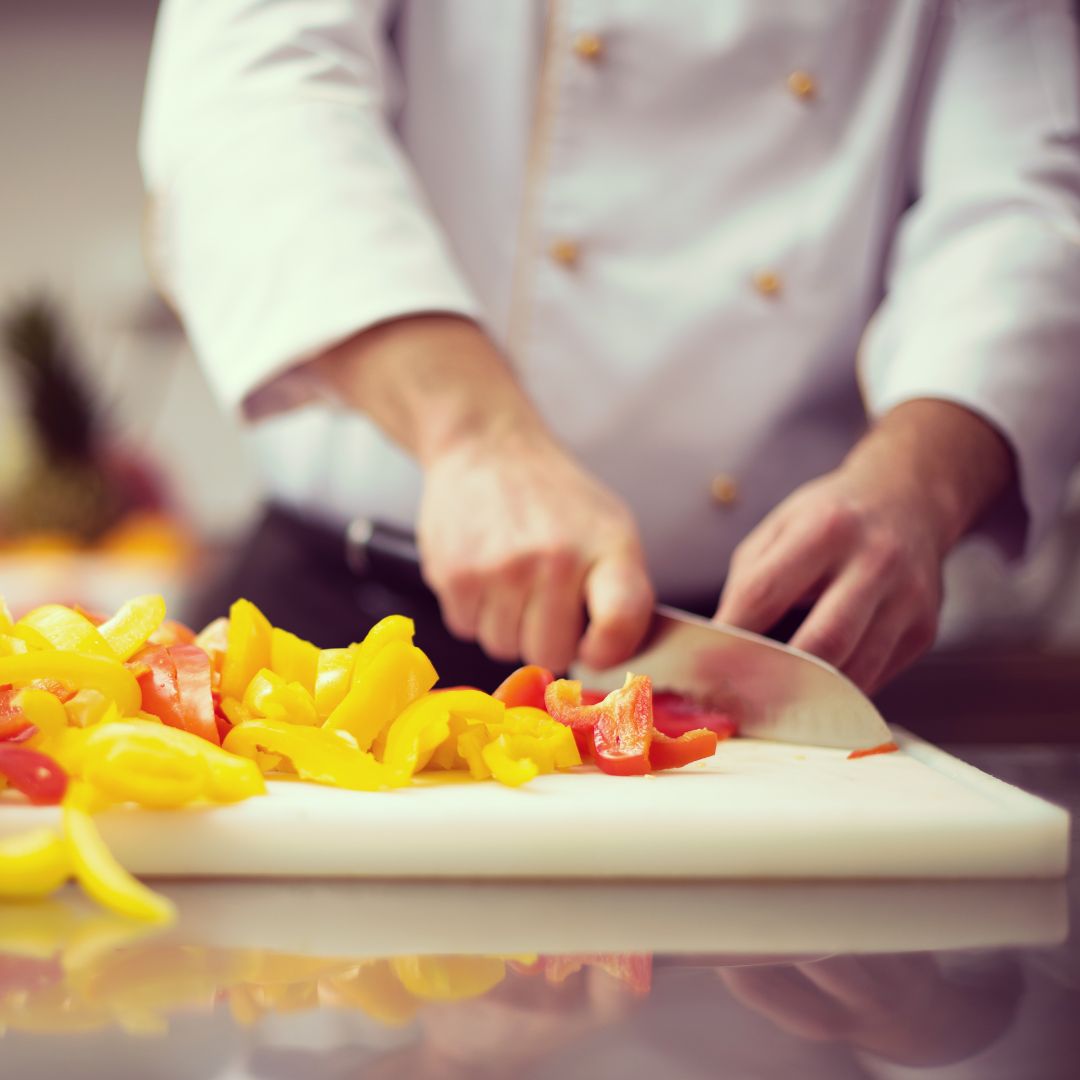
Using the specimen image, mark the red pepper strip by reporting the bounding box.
[133,644,220,744]
[493,666,555,711]
[212,691,233,743]
[541,954,653,995]
[547,675,653,776]
[650,728,719,770]
[0,685,31,741]
[171,643,220,745]
[651,691,738,740]
[848,741,899,760]
[0,745,69,804]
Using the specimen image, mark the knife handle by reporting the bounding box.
[344,517,425,587]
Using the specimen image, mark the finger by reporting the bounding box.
[520,557,587,672]
[837,598,913,693]
[435,574,483,641]
[870,618,936,694]
[716,527,837,634]
[476,580,531,662]
[787,566,885,671]
[578,552,654,670]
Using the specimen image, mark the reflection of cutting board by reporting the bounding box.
[2,730,1069,880]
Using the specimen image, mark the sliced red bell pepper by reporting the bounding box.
[650,691,738,740]
[848,741,899,760]
[546,675,653,776]
[133,644,219,744]
[650,728,718,770]
[493,665,555,710]
[0,745,69,804]
[0,685,31,741]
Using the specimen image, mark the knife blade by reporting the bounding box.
[345,519,891,749]
[571,606,892,750]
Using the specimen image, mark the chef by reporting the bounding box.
[140,0,1080,692]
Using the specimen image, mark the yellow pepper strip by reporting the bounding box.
[0,632,30,656]
[482,736,540,788]
[0,653,141,715]
[428,714,470,770]
[224,717,400,790]
[270,628,320,694]
[220,599,273,702]
[17,687,69,743]
[80,720,266,804]
[382,696,452,778]
[350,615,415,680]
[63,781,175,924]
[0,828,71,900]
[221,697,252,727]
[314,648,354,719]
[504,706,581,769]
[243,668,319,726]
[320,961,421,1027]
[0,594,13,630]
[17,605,118,659]
[457,730,492,780]
[97,595,167,662]
[64,689,111,729]
[324,640,438,749]
[82,731,212,809]
[8,622,54,651]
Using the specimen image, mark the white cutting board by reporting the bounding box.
[1,729,1069,880]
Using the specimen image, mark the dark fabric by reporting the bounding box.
[188,505,808,687]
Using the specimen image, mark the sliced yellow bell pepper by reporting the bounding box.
[82,729,212,809]
[224,717,400,790]
[314,648,354,719]
[17,687,69,743]
[324,640,437,749]
[457,730,492,780]
[0,632,30,656]
[79,720,266,804]
[0,653,141,715]
[351,615,415,679]
[63,782,175,924]
[0,828,71,899]
[243,668,319,726]
[97,595,167,662]
[220,599,273,702]
[18,605,118,659]
[64,689,111,729]
[270,628,320,694]
[482,736,540,788]
[504,706,581,769]
[382,695,452,778]
[0,594,13,631]
[391,955,507,1002]
[8,622,55,651]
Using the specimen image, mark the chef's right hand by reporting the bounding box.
[315,314,653,673]
[418,422,653,672]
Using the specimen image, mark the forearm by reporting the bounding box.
[844,399,1015,554]
[313,315,551,466]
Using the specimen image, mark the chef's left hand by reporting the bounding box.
[715,400,1015,693]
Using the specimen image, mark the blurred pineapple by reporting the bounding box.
[0,295,165,545]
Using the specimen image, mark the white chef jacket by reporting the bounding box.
[140,0,1080,602]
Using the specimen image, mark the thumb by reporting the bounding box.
[578,550,654,670]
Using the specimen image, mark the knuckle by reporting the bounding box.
[801,623,855,663]
[815,502,859,547]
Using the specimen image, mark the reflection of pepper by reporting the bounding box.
[546,674,654,776]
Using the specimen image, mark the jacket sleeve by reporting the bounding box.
[859,0,1080,557]
[139,0,481,416]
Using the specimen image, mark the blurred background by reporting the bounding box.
[1,1,1078,737]
[0,0,262,617]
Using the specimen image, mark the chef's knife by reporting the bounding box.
[346,519,892,750]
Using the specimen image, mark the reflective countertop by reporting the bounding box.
[2,746,1076,1080]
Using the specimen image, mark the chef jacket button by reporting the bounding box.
[572,32,604,61]
[752,269,782,297]
[550,239,581,268]
[787,70,816,100]
[710,474,740,507]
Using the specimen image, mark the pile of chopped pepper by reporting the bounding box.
[1,595,731,924]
